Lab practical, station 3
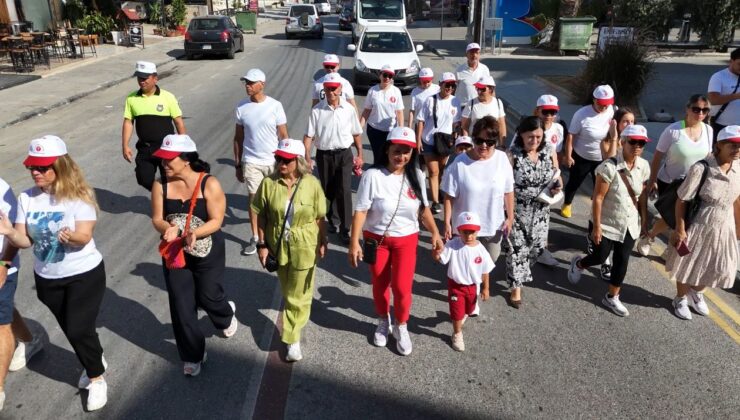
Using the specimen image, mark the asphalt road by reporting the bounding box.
[0,13,737,420]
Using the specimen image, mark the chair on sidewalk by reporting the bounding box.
[79,33,98,57]
[8,37,34,72]
[68,28,84,59]
[29,32,50,69]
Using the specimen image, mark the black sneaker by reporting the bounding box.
[431,202,441,214]
[600,264,612,281]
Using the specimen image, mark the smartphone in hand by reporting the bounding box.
[676,240,691,257]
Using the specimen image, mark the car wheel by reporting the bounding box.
[317,29,323,39]
[227,44,235,59]
[185,52,194,60]
[285,30,292,39]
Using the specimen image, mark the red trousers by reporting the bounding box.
[364,231,419,324]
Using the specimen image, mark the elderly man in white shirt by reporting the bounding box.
[311,54,357,109]
[304,73,364,244]
[455,43,491,109]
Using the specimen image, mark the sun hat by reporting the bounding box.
[380,64,395,76]
[23,135,68,167]
[536,94,559,111]
[593,84,615,106]
[323,72,342,88]
[456,211,481,232]
[439,72,456,84]
[323,54,340,66]
[473,75,496,88]
[153,134,197,159]
[621,124,650,141]
[275,139,306,159]
[717,125,740,143]
[386,127,416,148]
[418,67,434,81]
[466,42,481,52]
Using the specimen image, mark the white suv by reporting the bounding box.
[285,4,324,39]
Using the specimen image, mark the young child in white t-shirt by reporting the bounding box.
[433,211,494,352]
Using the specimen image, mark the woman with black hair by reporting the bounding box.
[348,127,442,356]
[505,116,561,307]
[150,135,236,376]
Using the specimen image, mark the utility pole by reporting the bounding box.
[472,0,483,45]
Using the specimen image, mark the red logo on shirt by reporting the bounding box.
[474,256,482,264]
[551,134,558,144]
[389,96,396,103]
[451,108,456,115]
[407,187,416,199]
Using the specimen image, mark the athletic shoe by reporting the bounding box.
[567,256,582,285]
[537,249,558,267]
[223,301,238,338]
[688,289,709,316]
[560,204,572,218]
[673,296,693,320]
[373,317,391,347]
[241,238,257,256]
[184,351,207,377]
[602,294,629,317]
[79,355,108,389]
[451,332,465,352]
[339,230,351,245]
[286,342,303,362]
[469,301,480,317]
[636,235,653,257]
[9,336,43,372]
[431,202,442,215]
[86,377,107,411]
[600,264,612,281]
[392,324,413,356]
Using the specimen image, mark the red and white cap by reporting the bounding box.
[621,124,649,141]
[455,136,473,147]
[717,125,740,143]
[473,75,496,88]
[24,135,68,166]
[536,94,559,110]
[380,64,395,76]
[456,211,481,232]
[153,134,197,159]
[323,72,342,88]
[466,42,481,52]
[592,84,615,106]
[418,67,434,81]
[322,54,340,66]
[275,139,306,159]
[439,72,456,83]
[386,126,416,148]
[241,68,266,83]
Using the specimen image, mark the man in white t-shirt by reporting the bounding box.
[311,54,357,109]
[233,68,289,255]
[707,48,740,141]
[455,43,491,108]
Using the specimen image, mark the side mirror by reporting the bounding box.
[347,44,356,51]
[416,44,424,52]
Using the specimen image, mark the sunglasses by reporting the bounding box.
[475,86,487,91]
[381,73,393,79]
[242,80,261,86]
[691,106,711,114]
[324,65,337,70]
[324,86,339,92]
[26,165,53,173]
[276,155,296,164]
[443,83,457,89]
[541,110,558,116]
[474,138,496,147]
[627,139,647,147]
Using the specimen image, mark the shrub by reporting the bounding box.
[79,11,115,36]
[170,0,188,27]
[688,0,739,51]
[612,0,674,41]
[64,0,87,25]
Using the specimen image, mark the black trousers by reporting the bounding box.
[316,148,353,232]
[563,152,602,205]
[163,237,233,363]
[580,222,635,287]
[135,144,164,191]
[35,261,106,378]
[367,125,389,166]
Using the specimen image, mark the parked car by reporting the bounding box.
[347,26,423,91]
[184,16,244,59]
[314,0,331,15]
[285,4,324,39]
[338,7,353,30]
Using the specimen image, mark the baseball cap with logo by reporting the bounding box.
[24,135,68,167]
[418,68,434,81]
[473,75,496,89]
[466,42,481,52]
[323,54,340,66]
[323,73,342,88]
[241,68,266,83]
[275,139,306,159]
[593,84,615,106]
[439,72,456,84]
[537,94,559,110]
[621,124,650,141]
[133,61,157,78]
[386,127,416,148]
[153,134,198,159]
[455,136,473,147]
[456,211,481,232]
[717,125,740,143]
[380,64,395,76]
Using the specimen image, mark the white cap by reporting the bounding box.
[455,136,473,147]
[717,125,740,143]
[536,94,559,110]
[322,72,342,88]
[380,64,395,76]
[473,75,496,88]
[241,68,266,83]
[133,61,157,77]
[323,54,340,65]
[593,84,615,105]
[24,135,68,167]
[455,211,481,231]
[466,42,481,52]
[153,134,198,159]
[418,67,434,80]
[386,127,416,148]
[621,124,649,141]
[439,72,456,83]
[275,139,306,159]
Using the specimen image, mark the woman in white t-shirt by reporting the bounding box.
[359,64,405,165]
[0,136,108,412]
[636,94,713,257]
[600,107,636,160]
[349,127,442,357]
[460,75,506,145]
[408,67,440,126]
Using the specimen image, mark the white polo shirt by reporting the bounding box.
[455,62,490,106]
[570,104,614,161]
[312,75,355,102]
[438,237,495,285]
[365,85,404,132]
[235,96,288,166]
[707,68,740,126]
[410,84,440,113]
[417,94,462,145]
[307,99,363,150]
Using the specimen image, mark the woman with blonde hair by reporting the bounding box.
[0,135,108,412]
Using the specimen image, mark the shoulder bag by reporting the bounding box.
[654,160,709,229]
[264,177,303,272]
[363,173,405,265]
[158,172,206,270]
[432,95,454,156]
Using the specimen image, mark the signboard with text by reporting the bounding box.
[129,22,144,47]
[597,26,634,52]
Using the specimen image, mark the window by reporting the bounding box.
[359,0,402,20]
[290,6,316,16]
[360,32,412,53]
[189,19,223,30]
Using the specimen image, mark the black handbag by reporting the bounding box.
[654,160,709,229]
[363,173,405,264]
[431,95,454,156]
[265,177,302,272]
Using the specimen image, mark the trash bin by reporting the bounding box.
[235,11,257,34]
[558,16,596,54]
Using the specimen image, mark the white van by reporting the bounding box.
[351,0,406,43]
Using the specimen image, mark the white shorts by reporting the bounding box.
[242,162,273,195]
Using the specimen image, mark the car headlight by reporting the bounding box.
[406,60,420,74]
[356,60,367,72]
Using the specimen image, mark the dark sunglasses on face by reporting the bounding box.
[627,139,647,147]
[26,165,53,173]
[324,65,336,70]
[541,110,558,116]
[381,73,393,79]
[474,138,496,147]
[324,86,339,92]
[443,83,457,89]
[276,156,296,164]
[475,86,487,91]
[691,106,711,114]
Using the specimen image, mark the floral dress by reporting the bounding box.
[506,144,556,288]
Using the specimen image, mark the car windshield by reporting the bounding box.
[315,0,328,3]
[189,19,224,30]
[360,31,412,53]
[290,6,315,16]
[359,0,402,20]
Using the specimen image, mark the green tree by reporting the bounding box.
[688,0,739,51]
[613,0,674,41]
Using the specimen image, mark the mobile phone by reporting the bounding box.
[552,179,561,189]
[676,240,691,257]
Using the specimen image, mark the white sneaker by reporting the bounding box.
[223,301,238,338]
[9,336,43,372]
[184,351,207,377]
[673,296,693,320]
[567,256,583,285]
[470,301,480,317]
[79,355,108,389]
[602,294,629,317]
[687,289,709,316]
[373,317,392,347]
[392,324,412,356]
[537,249,558,267]
[636,235,652,257]
[286,342,303,362]
[86,377,107,411]
[451,332,465,352]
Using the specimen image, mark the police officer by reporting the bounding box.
[122,61,186,191]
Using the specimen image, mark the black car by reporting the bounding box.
[184,16,244,59]
[338,7,352,30]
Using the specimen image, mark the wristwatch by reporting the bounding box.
[256,241,268,250]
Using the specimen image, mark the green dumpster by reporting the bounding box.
[558,16,596,54]
[236,11,257,34]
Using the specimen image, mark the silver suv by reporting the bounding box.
[285,4,324,39]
